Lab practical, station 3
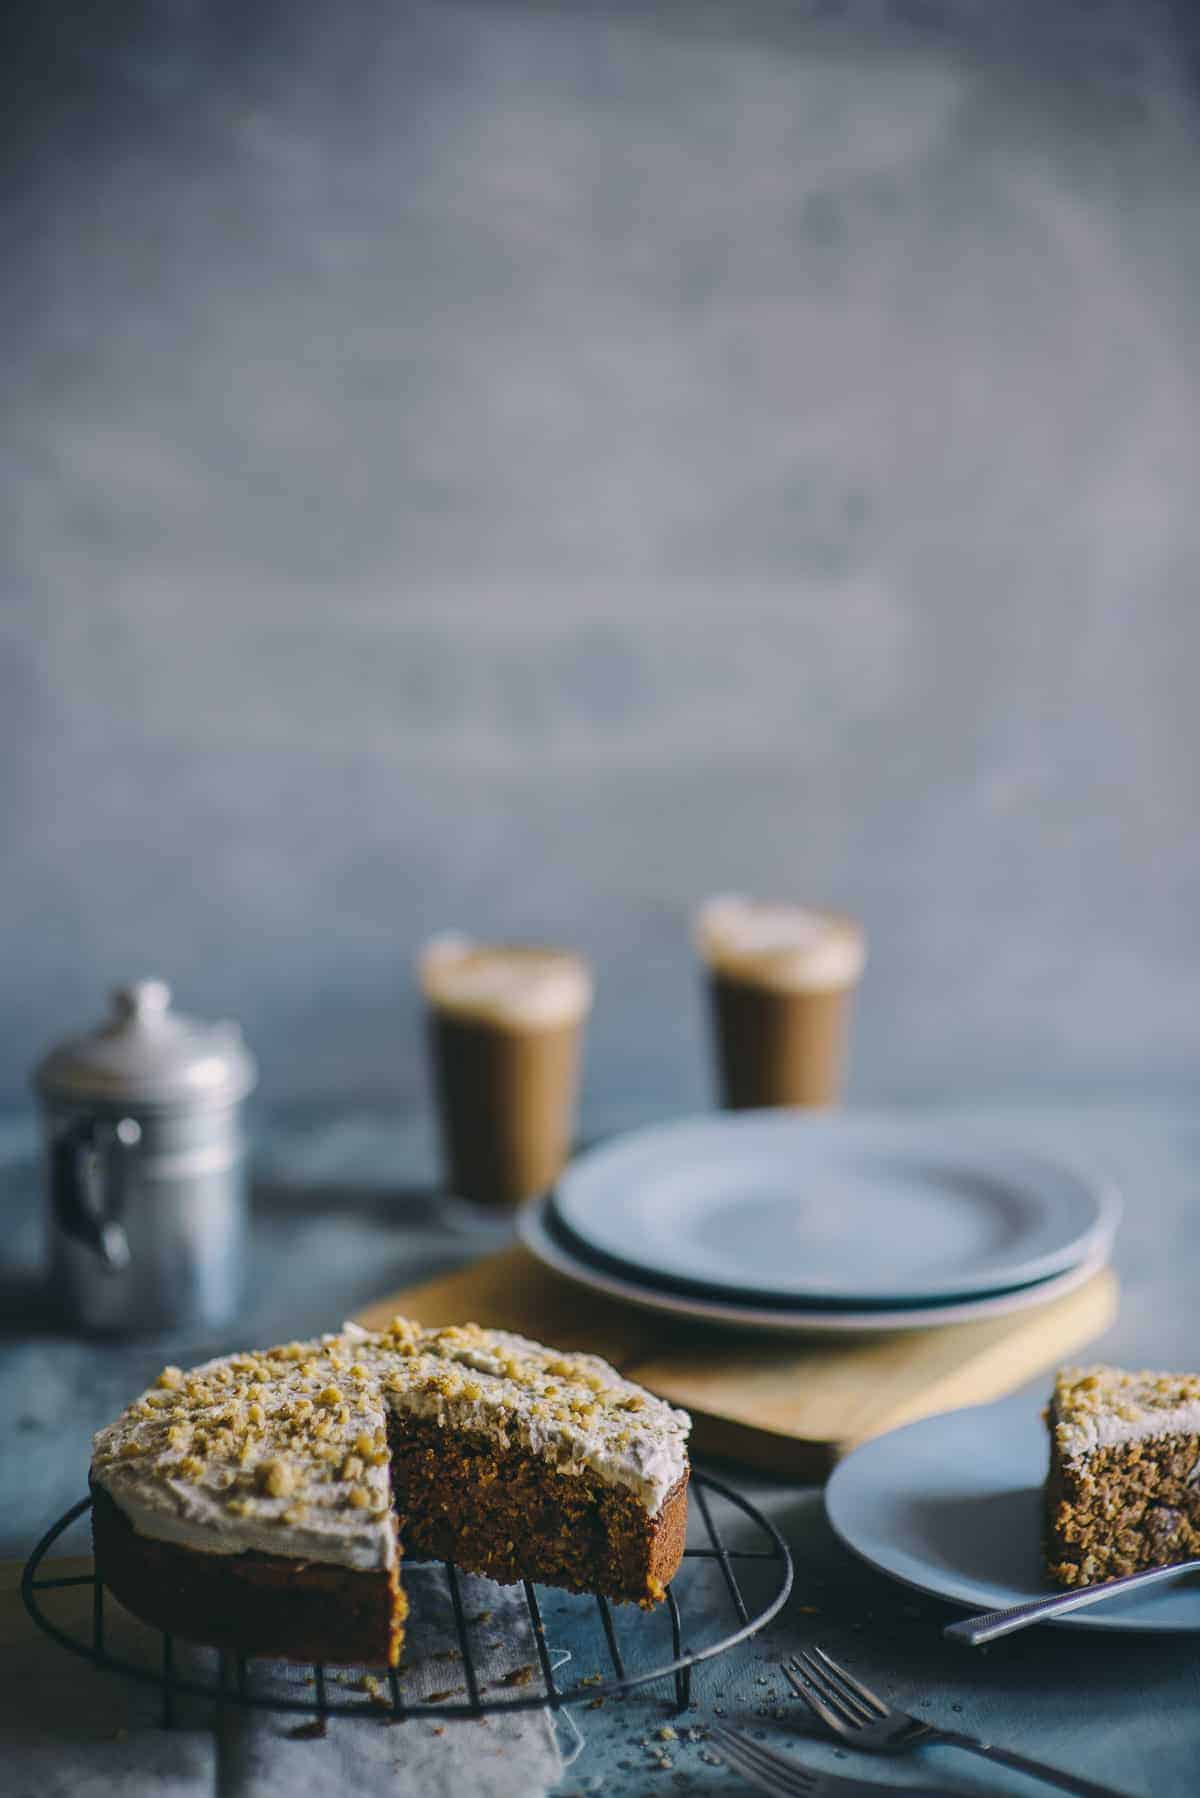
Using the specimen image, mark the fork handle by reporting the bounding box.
[936,1730,1129,1798]
[942,1559,1200,1645]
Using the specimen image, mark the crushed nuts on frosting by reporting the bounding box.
[90,1319,691,1574]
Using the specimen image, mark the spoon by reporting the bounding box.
[944,1558,1200,1645]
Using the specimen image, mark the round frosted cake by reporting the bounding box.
[90,1317,691,1665]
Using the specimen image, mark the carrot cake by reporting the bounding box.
[90,1317,691,1666]
[1045,1364,1200,1587]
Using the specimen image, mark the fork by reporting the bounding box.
[783,1645,1128,1798]
[943,1557,1200,1645]
[709,1725,960,1797]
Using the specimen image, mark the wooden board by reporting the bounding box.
[355,1247,1117,1480]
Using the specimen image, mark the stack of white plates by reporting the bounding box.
[518,1111,1120,1337]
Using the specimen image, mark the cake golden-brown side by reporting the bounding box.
[91,1480,406,1665]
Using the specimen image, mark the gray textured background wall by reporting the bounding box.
[4,0,1199,1112]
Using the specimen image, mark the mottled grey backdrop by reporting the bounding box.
[4,0,1199,1112]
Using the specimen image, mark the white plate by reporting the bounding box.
[553,1112,1119,1305]
[826,1395,1200,1633]
[518,1193,1111,1337]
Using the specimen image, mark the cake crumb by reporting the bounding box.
[287,1719,327,1741]
[500,1664,536,1687]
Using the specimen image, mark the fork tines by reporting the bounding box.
[786,1645,890,1732]
[710,1724,818,1796]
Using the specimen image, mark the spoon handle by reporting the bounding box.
[943,1559,1200,1645]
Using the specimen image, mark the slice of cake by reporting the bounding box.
[90,1318,691,1666]
[1045,1364,1200,1587]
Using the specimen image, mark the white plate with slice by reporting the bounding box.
[518,1193,1111,1337]
[825,1395,1200,1632]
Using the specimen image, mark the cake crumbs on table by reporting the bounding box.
[286,1718,327,1741]
[499,1663,536,1686]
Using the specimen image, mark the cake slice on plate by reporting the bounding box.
[90,1318,691,1666]
[1045,1364,1200,1587]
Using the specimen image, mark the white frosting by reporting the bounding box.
[695,896,866,991]
[1053,1364,1200,1459]
[418,937,593,1026]
[91,1322,690,1572]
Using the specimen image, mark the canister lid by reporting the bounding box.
[33,980,257,1110]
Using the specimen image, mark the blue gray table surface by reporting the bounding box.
[3,1096,1199,1795]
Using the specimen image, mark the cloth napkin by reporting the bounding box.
[1,1556,564,1798]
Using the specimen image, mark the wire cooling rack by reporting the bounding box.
[22,1470,791,1725]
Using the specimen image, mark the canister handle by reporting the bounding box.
[51,1117,140,1272]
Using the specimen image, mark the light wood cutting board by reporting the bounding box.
[355,1247,1117,1479]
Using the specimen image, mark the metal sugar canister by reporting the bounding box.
[33,980,257,1335]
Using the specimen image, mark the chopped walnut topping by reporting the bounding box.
[259,1459,297,1498]
[91,1315,691,1549]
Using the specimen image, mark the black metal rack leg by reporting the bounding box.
[161,1634,174,1729]
[522,1580,560,1706]
[444,1560,482,1714]
[666,1586,689,1711]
